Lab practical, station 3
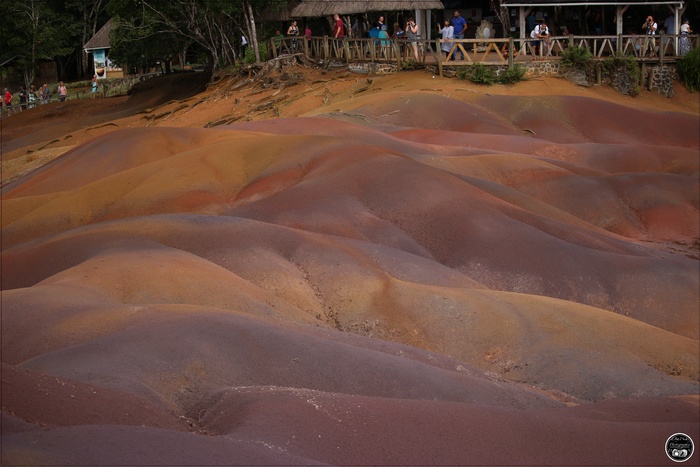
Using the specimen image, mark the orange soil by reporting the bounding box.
[1,66,698,465]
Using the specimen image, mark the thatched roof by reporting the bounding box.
[291,1,446,18]
[83,18,114,51]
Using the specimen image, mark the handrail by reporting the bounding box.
[269,34,698,65]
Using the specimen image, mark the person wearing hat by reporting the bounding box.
[680,19,693,56]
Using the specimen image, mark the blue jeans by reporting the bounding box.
[456,33,465,59]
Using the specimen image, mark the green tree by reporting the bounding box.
[108,0,289,68]
[2,0,74,87]
[64,0,109,78]
[109,0,188,73]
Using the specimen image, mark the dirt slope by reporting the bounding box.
[2,66,698,465]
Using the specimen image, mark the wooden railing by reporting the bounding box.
[270,34,698,66]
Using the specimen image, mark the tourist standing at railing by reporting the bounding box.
[451,10,467,60]
[526,11,536,35]
[288,20,299,52]
[18,86,27,111]
[41,83,50,104]
[5,88,12,107]
[642,15,657,57]
[379,25,391,57]
[305,25,312,42]
[333,13,345,39]
[273,30,285,55]
[664,14,675,36]
[28,85,37,108]
[438,20,455,59]
[333,13,345,57]
[375,16,385,30]
[530,21,550,59]
[680,19,693,56]
[663,13,675,51]
[392,23,404,39]
[406,17,419,61]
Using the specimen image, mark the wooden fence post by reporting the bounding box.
[344,38,351,63]
[323,36,330,61]
[396,40,403,69]
[436,38,443,77]
[508,37,514,67]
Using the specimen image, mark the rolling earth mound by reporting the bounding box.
[1,73,698,465]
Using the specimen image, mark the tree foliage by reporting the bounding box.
[2,0,75,87]
[108,0,289,69]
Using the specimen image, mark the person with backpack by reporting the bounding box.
[530,21,551,59]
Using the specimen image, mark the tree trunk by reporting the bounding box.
[243,0,260,63]
[491,0,511,37]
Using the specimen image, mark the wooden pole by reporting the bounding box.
[437,38,443,77]
[508,37,514,67]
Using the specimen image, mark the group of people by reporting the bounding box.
[437,10,468,60]
[1,82,68,116]
[642,15,693,57]
[273,20,313,55]
[273,9,693,62]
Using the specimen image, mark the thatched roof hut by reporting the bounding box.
[291,0,445,18]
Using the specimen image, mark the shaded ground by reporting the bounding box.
[1,65,699,465]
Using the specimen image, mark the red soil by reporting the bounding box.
[2,67,698,465]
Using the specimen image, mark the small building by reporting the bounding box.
[83,19,124,79]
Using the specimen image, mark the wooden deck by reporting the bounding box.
[271,34,699,76]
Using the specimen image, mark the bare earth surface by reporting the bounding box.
[1,67,699,465]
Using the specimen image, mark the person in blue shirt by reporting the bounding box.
[451,10,467,60]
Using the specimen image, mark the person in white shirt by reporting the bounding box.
[642,15,657,57]
[530,22,550,59]
[438,20,454,59]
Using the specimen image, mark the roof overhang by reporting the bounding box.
[502,1,684,5]
[291,1,445,18]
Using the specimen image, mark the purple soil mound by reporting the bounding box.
[2,91,698,465]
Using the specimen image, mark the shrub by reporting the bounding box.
[243,44,268,64]
[455,66,470,80]
[400,59,418,70]
[604,53,641,96]
[561,46,593,69]
[497,64,526,84]
[678,46,700,92]
[468,63,496,85]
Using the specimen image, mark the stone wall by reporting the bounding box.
[644,65,676,97]
[348,62,398,75]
